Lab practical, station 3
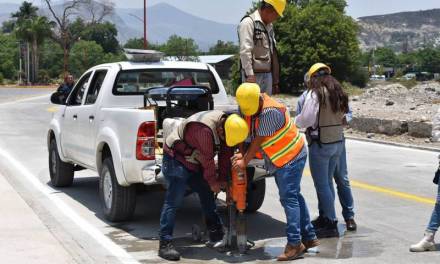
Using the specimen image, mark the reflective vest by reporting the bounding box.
[246,94,304,168]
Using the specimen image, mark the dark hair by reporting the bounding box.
[309,74,349,114]
[260,1,274,11]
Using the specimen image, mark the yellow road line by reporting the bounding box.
[47,106,58,113]
[303,168,436,205]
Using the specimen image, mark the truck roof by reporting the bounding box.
[91,61,210,71]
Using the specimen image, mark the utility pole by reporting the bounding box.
[144,0,147,49]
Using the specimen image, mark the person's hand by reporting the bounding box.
[232,158,246,172]
[231,153,243,163]
[185,150,200,163]
[246,75,257,83]
[210,182,222,193]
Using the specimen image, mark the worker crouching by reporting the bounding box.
[158,111,249,261]
[232,83,319,261]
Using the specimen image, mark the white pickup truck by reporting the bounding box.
[48,53,267,222]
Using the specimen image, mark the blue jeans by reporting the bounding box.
[273,150,317,245]
[333,139,355,220]
[242,71,273,95]
[427,183,440,232]
[159,154,222,241]
[309,141,344,221]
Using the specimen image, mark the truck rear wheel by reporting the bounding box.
[49,139,74,187]
[246,178,266,213]
[99,157,136,222]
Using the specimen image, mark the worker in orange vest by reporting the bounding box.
[232,83,318,261]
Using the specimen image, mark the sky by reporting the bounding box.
[1,0,440,23]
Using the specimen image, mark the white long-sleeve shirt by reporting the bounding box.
[295,91,320,134]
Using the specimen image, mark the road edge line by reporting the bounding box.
[0,148,140,264]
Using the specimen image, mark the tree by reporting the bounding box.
[417,47,440,73]
[78,20,119,53]
[123,38,164,51]
[163,35,199,61]
[208,40,239,55]
[43,0,115,75]
[274,2,359,93]
[69,40,105,76]
[0,33,19,80]
[374,47,397,67]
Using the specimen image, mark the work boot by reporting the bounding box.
[345,218,357,231]
[302,239,320,251]
[158,240,180,261]
[311,215,326,229]
[208,226,224,243]
[316,218,339,238]
[277,243,306,261]
[410,231,436,252]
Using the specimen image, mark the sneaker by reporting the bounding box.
[311,215,326,229]
[345,219,357,231]
[277,243,306,261]
[410,232,436,252]
[316,218,339,238]
[158,240,180,261]
[302,239,320,251]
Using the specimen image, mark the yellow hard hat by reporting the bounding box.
[236,83,261,116]
[225,114,249,147]
[264,0,287,17]
[307,63,331,77]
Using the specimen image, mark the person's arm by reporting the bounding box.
[238,17,255,81]
[295,91,319,129]
[296,91,308,116]
[218,143,234,183]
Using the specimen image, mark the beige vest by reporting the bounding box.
[248,11,274,73]
[165,110,224,150]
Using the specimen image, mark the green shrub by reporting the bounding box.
[0,73,3,85]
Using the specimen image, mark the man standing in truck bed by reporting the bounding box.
[158,111,249,261]
[238,0,285,95]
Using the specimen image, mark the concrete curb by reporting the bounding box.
[345,135,440,153]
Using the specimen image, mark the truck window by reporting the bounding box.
[113,69,219,95]
[68,72,92,106]
[85,70,107,105]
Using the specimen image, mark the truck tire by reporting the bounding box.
[99,157,136,222]
[246,178,266,213]
[49,139,74,187]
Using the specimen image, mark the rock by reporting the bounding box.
[421,116,428,122]
[385,99,395,106]
[425,139,431,143]
[352,96,360,102]
[367,133,375,139]
[410,107,416,110]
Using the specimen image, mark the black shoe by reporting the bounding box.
[311,215,327,229]
[316,218,339,238]
[158,240,180,261]
[345,219,357,231]
[208,227,224,243]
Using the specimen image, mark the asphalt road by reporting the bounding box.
[0,88,439,264]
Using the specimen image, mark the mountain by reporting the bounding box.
[358,9,440,52]
[114,3,237,50]
[0,2,237,51]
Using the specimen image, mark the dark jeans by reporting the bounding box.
[159,153,222,241]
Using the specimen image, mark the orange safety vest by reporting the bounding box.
[245,94,304,168]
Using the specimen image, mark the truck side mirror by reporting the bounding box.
[50,92,67,105]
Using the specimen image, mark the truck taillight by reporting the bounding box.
[136,121,156,160]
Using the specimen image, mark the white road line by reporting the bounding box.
[0,94,51,107]
[0,148,141,264]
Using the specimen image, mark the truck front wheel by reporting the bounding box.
[99,157,137,222]
[49,139,74,187]
[246,178,266,213]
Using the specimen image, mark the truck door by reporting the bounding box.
[61,72,92,162]
[77,69,108,168]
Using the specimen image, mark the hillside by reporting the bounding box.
[358,9,440,52]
